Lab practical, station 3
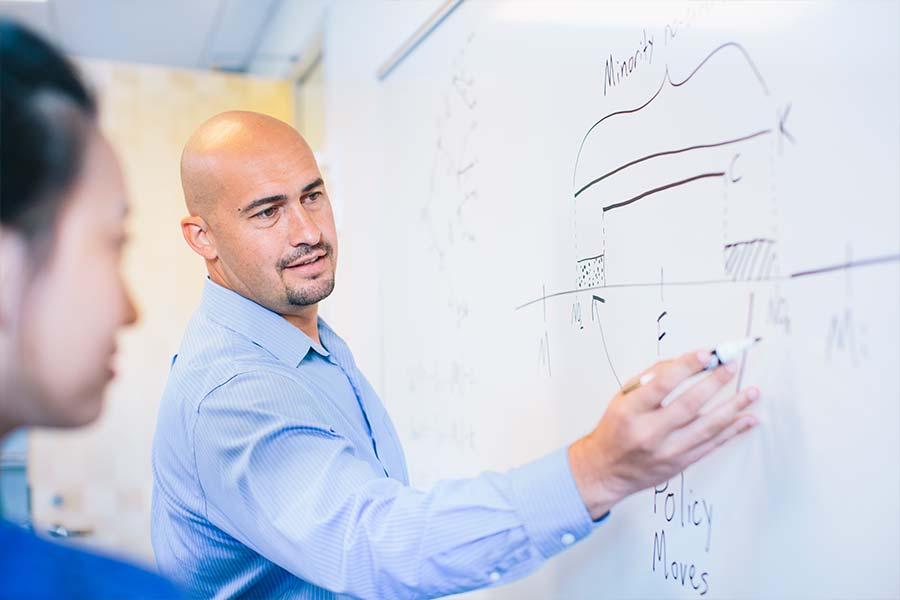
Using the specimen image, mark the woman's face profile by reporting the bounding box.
[13,130,138,428]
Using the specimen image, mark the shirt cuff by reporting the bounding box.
[507,446,609,560]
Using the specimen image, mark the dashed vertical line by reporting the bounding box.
[601,210,607,285]
[736,292,755,392]
[542,283,547,323]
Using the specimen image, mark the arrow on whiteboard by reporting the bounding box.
[778,102,795,148]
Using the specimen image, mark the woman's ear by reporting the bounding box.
[180,215,218,261]
[0,227,28,330]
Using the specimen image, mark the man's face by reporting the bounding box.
[204,131,338,317]
[12,132,137,427]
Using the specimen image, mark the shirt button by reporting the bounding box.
[489,571,501,582]
[561,532,576,546]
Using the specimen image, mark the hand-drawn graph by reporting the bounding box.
[568,46,781,591]
[573,42,783,288]
[373,5,899,597]
[513,39,899,310]
[513,36,898,597]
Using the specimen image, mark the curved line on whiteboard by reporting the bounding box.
[596,317,622,387]
[572,41,771,189]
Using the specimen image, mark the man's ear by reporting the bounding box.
[181,215,218,261]
[0,227,27,329]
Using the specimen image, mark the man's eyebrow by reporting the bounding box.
[241,194,288,213]
[240,179,324,213]
[302,178,324,194]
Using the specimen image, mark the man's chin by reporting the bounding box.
[285,276,336,307]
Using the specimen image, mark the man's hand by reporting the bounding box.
[568,349,759,520]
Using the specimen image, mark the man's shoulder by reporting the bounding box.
[167,310,287,403]
[0,523,181,599]
[160,307,338,433]
[197,367,322,420]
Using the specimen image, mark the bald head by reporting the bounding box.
[180,111,313,220]
[177,110,337,333]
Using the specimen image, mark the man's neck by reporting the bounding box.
[208,269,322,345]
[284,309,320,346]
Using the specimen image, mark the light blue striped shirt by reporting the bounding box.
[151,279,604,599]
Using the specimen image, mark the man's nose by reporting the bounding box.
[287,202,322,248]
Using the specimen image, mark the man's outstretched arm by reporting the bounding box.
[193,349,756,599]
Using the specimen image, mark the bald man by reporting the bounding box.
[151,111,759,599]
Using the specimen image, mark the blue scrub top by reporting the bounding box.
[0,520,180,599]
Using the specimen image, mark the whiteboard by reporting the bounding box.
[324,2,899,598]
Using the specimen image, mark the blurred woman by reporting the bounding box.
[0,20,179,598]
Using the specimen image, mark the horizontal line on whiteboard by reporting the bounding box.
[516,278,741,310]
[514,254,900,311]
[789,254,900,279]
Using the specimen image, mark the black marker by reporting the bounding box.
[621,337,762,395]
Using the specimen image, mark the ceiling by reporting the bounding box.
[0,0,327,77]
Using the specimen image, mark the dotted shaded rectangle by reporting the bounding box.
[577,255,605,288]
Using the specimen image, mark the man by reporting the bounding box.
[151,111,759,599]
[0,20,179,598]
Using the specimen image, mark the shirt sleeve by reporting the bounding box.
[193,370,605,600]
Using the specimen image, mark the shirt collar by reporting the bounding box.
[200,278,330,367]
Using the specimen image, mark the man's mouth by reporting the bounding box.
[284,251,325,269]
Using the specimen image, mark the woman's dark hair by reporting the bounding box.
[0,19,97,246]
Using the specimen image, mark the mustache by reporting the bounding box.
[278,242,332,270]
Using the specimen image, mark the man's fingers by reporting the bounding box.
[655,364,736,430]
[666,386,759,454]
[629,349,711,410]
[678,413,757,468]
[618,363,667,396]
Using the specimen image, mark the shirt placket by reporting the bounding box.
[326,354,389,478]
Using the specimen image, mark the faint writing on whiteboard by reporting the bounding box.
[422,32,479,272]
[408,417,477,453]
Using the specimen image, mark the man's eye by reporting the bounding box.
[306,191,322,202]
[255,206,278,219]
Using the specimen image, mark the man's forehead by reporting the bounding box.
[181,112,317,216]
[225,149,321,190]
